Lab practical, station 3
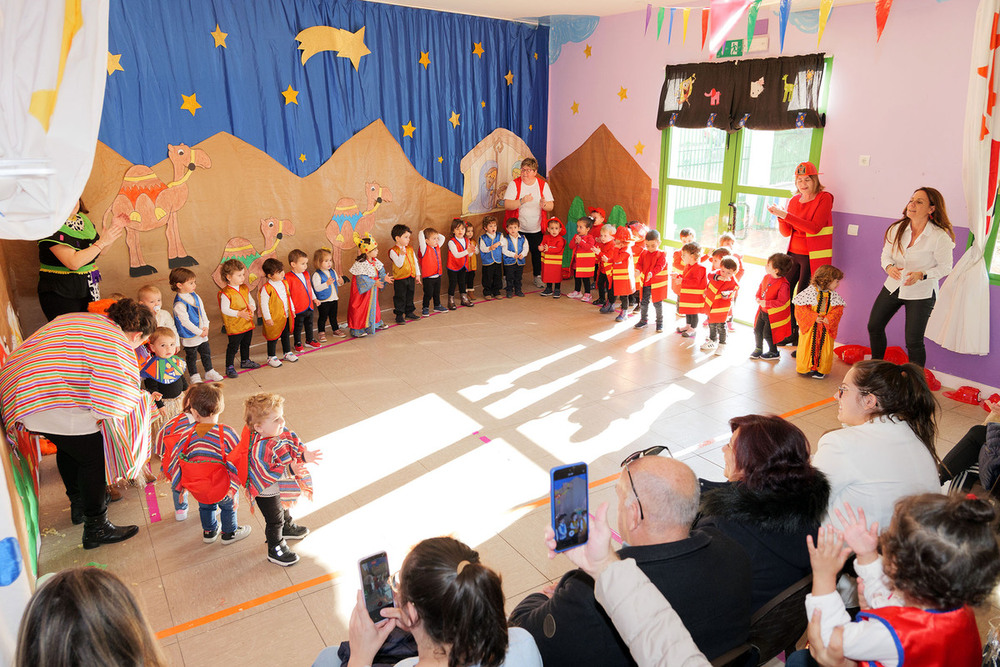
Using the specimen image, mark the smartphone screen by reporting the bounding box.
[359,551,393,623]
[550,462,588,553]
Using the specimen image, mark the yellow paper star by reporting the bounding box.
[448,112,460,128]
[419,51,431,69]
[472,42,484,58]
[529,124,533,131]
[211,24,228,48]
[299,154,306,162]
[504,70,514,86]
[571,101,579,114]
[281,85,299,105]
[584,44,592,58]
[107,52,123,76]
[337,27,371,71]
[438,156,444,163]
[534,52,538,60]
[481,100,486,108]
[618,86,628,101]
[402,121,416,137]
[634,141,645,155]
[180,93,202,116]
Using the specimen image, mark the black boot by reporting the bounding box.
[82,511,139,549]
[68,494,84,525]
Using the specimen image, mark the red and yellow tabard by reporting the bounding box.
[703,272,739,323]
[219,285,254,335]
[392,245,418,280]
[571,235,597,277]
[419,243,443,278]
[598,240,616,276]
[638,249,668,302]
[677,263,708,314]
[447,237,468,272]
[755,275,792,342]
[540,234,565,283]
[260,281,293,341]
[611,247,636,296]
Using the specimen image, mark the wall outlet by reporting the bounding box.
[859,155,871,167]
[847,224,859,236]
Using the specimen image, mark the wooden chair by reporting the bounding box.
[748,574,813,664]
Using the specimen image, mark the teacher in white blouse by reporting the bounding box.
[866,187,955,368]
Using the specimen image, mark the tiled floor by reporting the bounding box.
[33,292,996,666]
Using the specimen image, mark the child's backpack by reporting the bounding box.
[177,425,249,504]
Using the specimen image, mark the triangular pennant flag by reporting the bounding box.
[746,0,762,50]
[669,8,675,43]
[818,0,834,47]
[778,0,791,53]
[657,7,665,40]
[645,4,652,35]
[709,1,752,53]
[701,9,709,49]
[875,0,893,42]
[683,8,690,44]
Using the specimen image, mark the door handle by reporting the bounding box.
[727,203,737,233]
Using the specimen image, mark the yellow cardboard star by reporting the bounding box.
[481,100,486,108]
[402,121,416,137]
[534,52,538,60]
[584,44,592,58]
[473,42,484,58]
[211,24,228,48]
[438,156,444,163]
[571,101,579,114]
[634,141,645,155]
[504,70,514,86]
[529,124,533,131]
[618,86,628,101]
[449,112,460,128]
[107,52,124,76]
[180,93,202,116]
[299,154,306,162]
[419,51,431,69]
[281,85,299,105]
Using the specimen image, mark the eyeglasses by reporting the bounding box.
[620,446,672,521]
[836,384,870,399]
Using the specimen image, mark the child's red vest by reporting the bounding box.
[447,237,467,272]
[287,271,314,314]
[755,275,792,341]
[677,263,708,314]
[419,243,443,278]
[704,272,739,323]
[857,606,980,667]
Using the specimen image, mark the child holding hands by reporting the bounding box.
[446,219,473,309]
[634,230,668,331]
[700,257,739,354]
[539,217,566,298]
[502,217,529,298]
[675,242,707,336]
[568,216,597,301]
[789,497,1000,667]
[418,227,447,314]
[388,225,421,324]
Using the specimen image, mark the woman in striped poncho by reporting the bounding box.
[0,299,156,549]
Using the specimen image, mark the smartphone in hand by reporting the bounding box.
[550,462,589,553]
[359,551,394,623]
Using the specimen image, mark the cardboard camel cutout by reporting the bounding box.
[212,217,296,292]
[324,182,392,275]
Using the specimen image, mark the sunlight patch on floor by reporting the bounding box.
[458,344,585,403]
[483,356,616,420]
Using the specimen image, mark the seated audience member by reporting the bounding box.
[508,453,751,665]
[939,399,1000,493]
[314,536,542,667]
[15,567,166,667]
[697,414,829,612]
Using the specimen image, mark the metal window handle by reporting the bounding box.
[727,203,737,233]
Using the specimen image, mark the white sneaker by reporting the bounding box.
[700,340,717,352]
[267,356,283,368]
[533,275,544,288]
[283,352,299,362]
[189,373,202,384]
[221,525,252,545]
[175,508,188,521]
[714,344,726,356]
[567,291,581,299]
[204,369,225,382]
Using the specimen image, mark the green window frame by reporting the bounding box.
[980,192,1000,285]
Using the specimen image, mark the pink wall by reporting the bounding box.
[547,1,999,385]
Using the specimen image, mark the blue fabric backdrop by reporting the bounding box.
[100,0,549,195]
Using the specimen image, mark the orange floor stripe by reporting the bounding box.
[155,395,836,639]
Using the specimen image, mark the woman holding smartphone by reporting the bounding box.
[314,536,542,667]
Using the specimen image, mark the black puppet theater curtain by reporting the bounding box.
[656,53,826,132]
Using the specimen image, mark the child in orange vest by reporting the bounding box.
[635,229,668,332]
[389,224,421,324]
[675,242,708,337]
[218,259,258,378]
[446,218,474,309]
[568,216,597,301]
[701,257,739,355]
[609,226,637,321]
[259,258,298,368]
[464,222,478,300]
[539,217,566,298]
[418,227,446,315]
[750,253,793,361]
[287,249,320,352]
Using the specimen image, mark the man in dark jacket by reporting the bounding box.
[508,456,751,665]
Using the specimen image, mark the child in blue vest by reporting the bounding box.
[478,215,504,299]
[169,267,224,384]
[311,248,346,341]
[502,216,529,298]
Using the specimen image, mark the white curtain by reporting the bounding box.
[926,0,998,356]
[0,0,110,241]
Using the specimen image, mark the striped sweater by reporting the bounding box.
[245,428,312,505]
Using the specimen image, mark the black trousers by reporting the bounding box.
[504,264,524,295]
[639,286,662,323]
[447,268,467,295]
[393,277,416,316]
[574,276,592,293]
[226,330,253,367]
[708,322,727,344]
[254,494,284,548]
[523,231,543,278]
[266,325,292,357]
[40,431,107,517]
[685,313,699,327]
[597,273,610,301]
[293,310,315,345]
[754,313,776,352]
[183,340,214,373]
[422,276,441,309]
[466,269,475,290]
[482,263,503,297]
[38,291,90,322]
[939,425,986,488]
[867,286,936,368]
[785,252,811,298]
[316,300,338,333]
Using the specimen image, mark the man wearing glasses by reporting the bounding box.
[508,448,752,665]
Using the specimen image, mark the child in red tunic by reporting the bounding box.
[750,253,793,360]
[797,495,1000,667]
[594,224,616,309]
[568,217,596,301]
[675,242,707,337]
[700,257,739,354]
[609,226,637,321]
[539,217,566,298]
[669,227,696,305]
[634,229,668,332]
